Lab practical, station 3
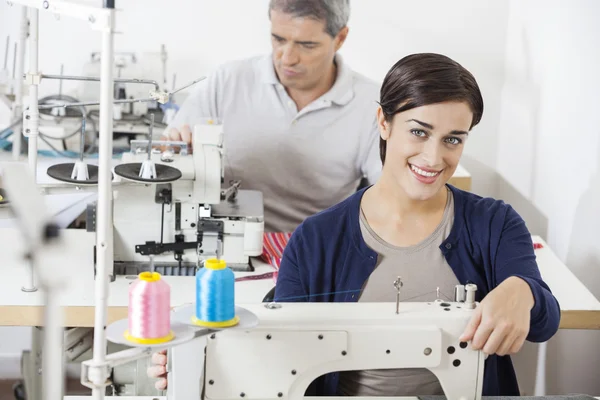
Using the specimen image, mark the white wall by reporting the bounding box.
[0,0,508,190]
[2,0,599,395]
[497,0,600,395]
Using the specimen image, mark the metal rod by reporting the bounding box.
[21,257,37,292]
[80,117,86,161]
[170,76,206,95]
[36,76,205,110]
[3,36,8,70]
[11,42,17,93]
[58,65,64,97]
[43,288,64,400]
[11,6,27,160]
[38,73,160,91]
[37,96,157,110]
[393,276,402,315]
[161,44,167,86]
[91,5,115,400]
[146,113,154,160]
[160,203,165,244]
[27,9,39,181]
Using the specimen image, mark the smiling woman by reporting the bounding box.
[375,53,483,203]
[274,52,561,398]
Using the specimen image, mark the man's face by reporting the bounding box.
[270,9,347,91]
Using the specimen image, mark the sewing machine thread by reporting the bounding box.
[124,271,174,344]
[193,258,239,328]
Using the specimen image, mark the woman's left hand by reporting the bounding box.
[459,276,535,356]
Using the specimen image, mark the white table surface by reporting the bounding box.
[0,227,275,327]
[532,236,600,328]
[0,224,598,328]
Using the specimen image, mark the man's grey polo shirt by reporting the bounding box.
[167,53,382,232]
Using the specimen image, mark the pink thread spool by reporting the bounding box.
[125,271,174,344]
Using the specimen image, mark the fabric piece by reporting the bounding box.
[260,232,292,283]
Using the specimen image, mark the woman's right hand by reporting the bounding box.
[147,350,168,390]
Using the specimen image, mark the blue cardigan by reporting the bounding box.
[274,184,561,396]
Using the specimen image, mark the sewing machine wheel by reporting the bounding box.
[114,162,182,183]
[0,188,8,205]
[46,163,101,185]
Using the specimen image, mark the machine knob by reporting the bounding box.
[454,285,465,302]
[464,284,477,309]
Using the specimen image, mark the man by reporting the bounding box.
[147,0,381,392]
[162,0,381,233]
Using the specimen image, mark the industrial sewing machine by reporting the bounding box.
[26,119,265,275]
[109,120,264,274]
[78,284,485,400]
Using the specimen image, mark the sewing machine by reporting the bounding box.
[78,284,484,400]
[109,121,264,274]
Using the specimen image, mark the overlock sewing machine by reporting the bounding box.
[38,119,264,275]
[109,120,265,275]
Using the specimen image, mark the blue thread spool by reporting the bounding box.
[193,258,239,328]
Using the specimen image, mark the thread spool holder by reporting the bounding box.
[172,304,259,329]
[84,318,219,393]
[89,305,258,390]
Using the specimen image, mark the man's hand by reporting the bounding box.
[147,349,168,390]
[459,277,535,356]
[162,124,193,153]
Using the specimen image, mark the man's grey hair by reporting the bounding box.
[269,0,350,37]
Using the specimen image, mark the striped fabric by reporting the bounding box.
[260,232,292,283]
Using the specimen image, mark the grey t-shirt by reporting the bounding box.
[338,189,460,397]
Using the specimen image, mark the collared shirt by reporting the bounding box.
[167,53,382,232]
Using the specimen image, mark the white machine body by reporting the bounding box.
[167,301,485,400]
[112,122,264,272]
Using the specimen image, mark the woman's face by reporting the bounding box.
[377,101,473,201]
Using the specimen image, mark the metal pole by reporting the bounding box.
[39,73,160,91]
[91,1,115,399]
[2,36,8,71]
[43,288,64,400]
[26,8,39,179]
[11,6,27,160]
